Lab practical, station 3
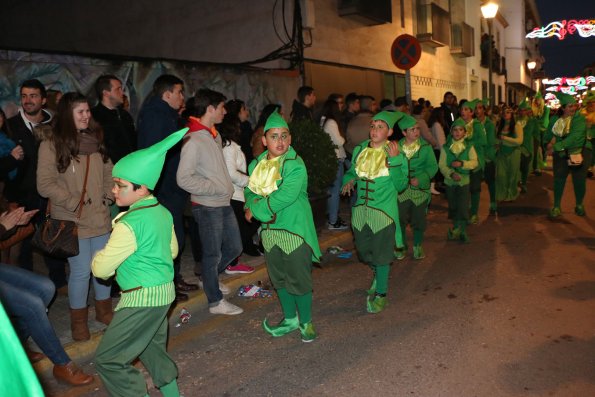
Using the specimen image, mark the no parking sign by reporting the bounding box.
[391,34,422,70]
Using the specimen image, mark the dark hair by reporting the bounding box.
[327,93,343,104]
[181,97,197,121]
[152,74,184,98]
[225,99,245,118]
[255,104,281,130]
[52,92,108,173]
[428,107,445,128]
[21,79,47,98]
[95,74,120,100]
[394,96,408,107]
[345,92,359,106]
[0,108,9,134]
[297,86,314,103]
[497,107,516,135]
[193,88,226,118]
[412,104,424,115]
[320,99,343,135]
[379,98,393,109]
[219,99,244,147]
[443,91,454,100]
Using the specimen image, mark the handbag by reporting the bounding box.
[32,156,90,258]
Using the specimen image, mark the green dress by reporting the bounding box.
[495,121,523,201]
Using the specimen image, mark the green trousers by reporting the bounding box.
[95,305,178,397]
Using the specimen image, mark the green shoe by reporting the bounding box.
[575,205,586,216]
[469,214,479,224]
[447,227,461,240]
[299,322,317,343]
[366,278,377,295]
[366,294,387,314]
[394,247,406,260]
[413,245,425,260]
[459,231,470,244]
[262,317,299,337]
[549,207,562,218]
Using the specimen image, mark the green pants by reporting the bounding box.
[96,305,178,397]
[353,223,396,266]
[446,184,470,223]
[265,244,313,295]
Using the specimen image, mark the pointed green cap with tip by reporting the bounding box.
[264,109,288,132]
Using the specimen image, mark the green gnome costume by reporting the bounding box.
[343,110,409,313]
[245,110,321,342]
[92,127,188,397]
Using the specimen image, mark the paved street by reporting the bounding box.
[37,170,594,397]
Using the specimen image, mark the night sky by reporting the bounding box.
[533,0,595,78]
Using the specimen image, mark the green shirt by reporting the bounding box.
[545,113,590,153]
[465,119,487,170]
[397,137,438,205]
[245,147,322,262]
[480,117,497,162]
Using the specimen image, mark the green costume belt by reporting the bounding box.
[398,185,430,205]
[116,282,175,311]
[262,229,306,256]
[352,206,393,234]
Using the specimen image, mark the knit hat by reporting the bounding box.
[264,109,288,132]
[397,114,417,131]
[556,92,577,106]
[451,118,466,133]
[112,128,189,190]
[372,111,405,129]
[461,99,478,111]
[518,99,530,110]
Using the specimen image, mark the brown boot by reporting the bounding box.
[53,361,94,386]
[95,298,113,325]
[70,308,90,341]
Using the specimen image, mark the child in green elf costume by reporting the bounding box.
[395,114,438,260]
[342,111,408,313]
[244,110,321,343]
[459,99,487,224]
[474,99,498,215]
[91,127,189,397]
[439,118,478,243]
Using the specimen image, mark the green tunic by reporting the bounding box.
[545,113,590,154]
[397,137,438,206]
[465,119,488,170]
[342,139,409,247]
[495,123,522,201]
[481,117,497,163]
[245,146,321,262]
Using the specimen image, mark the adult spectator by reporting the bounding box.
[137,74,198,302]
[177,88,244,316]
[291,86,315,122]
[0,205,93,386]
[395,96,410,114]
[92,75,136,166]
[441,91,459,133]
[340,92,360,133]
[37,92,114,341]
[319,99,348,230]
[428,107,447,194]
[412,104,437,148]
[4,79,68,289]
[345,95,377,157]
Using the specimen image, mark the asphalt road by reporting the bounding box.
[40,171,595,397]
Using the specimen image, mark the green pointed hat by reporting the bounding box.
[264,109,288,132]
[113,127,189,189]
[397,114,417,130]
[518,98,530,110]
[461,99,478,111]
[372,111,405,129]
[556,92,576,106]
[451,118,466,132]
[585,90,595,103]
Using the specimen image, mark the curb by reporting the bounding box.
[34,229,353,372]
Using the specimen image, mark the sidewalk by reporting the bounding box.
[31,221,354,373]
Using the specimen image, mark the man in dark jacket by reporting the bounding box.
[91,75,136,164]
[290,86,316,122]
[137,74,198,302]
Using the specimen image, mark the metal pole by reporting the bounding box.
[488,19,494,109]
[405,69,412,109]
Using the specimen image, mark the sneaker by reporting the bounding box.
[367,294,387,314]
[549,207,561,219]
[430,182,441,195]
[299,322,317,342]
[413,245,425,260]
[209,299,243,315]
[575,204,586,217]
[394,248,406,260]
[469,214,479,224]
[447,227,461,240]
[263,317,299,337]
[327,219,349,231]
[225,264,255,274]
[198,280,231,295]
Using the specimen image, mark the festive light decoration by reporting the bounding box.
[526,19,595,40]
[542,76,595,86]
[545,85,588,94]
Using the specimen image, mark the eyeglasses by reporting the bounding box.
[268,133,290,142]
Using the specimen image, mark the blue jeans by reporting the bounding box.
[192,205,242,304]
[0,264,70,365]
[67,233,111,309]
[327,158,345,224]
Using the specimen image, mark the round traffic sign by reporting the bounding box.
[391,34,422,70]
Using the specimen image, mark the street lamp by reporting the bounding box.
[527,60,536,92]
[481,2,499,109]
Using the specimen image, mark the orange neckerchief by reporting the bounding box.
[187,116,218,138]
